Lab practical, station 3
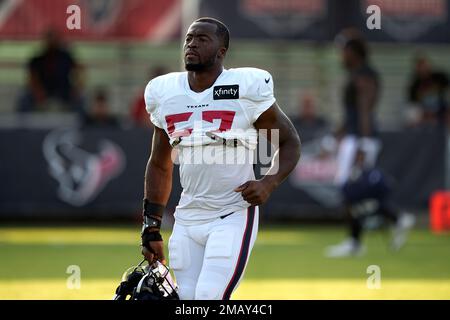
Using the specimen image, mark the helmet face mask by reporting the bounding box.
[113,260,179,300]
[133,261,179,300]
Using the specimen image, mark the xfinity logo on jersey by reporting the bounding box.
[213,85,239,100]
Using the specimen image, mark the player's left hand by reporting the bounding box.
[234,180,274,206]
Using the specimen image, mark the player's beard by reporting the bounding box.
[185,54,216,72]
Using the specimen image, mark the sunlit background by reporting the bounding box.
[0,0,449,299]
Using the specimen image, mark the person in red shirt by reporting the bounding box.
[130,67,168,127]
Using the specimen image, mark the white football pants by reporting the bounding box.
[168,206,259,300]
[334,135,382,185]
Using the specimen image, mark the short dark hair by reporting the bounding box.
[344,38,368,60]
[194,17,230,49]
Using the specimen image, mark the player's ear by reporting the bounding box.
[217,47,227,59]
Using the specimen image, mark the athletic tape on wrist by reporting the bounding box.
[143,199,165,218]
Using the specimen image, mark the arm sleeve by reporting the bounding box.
[144,80,163,128]
[245,69,276,123]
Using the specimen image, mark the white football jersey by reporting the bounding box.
[144,67,275,224]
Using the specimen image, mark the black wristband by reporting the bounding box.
[141,200,165,250]
[143,199,165,218]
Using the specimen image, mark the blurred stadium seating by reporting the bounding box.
[2,40,450,129]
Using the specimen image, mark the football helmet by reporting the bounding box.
[113,260,179,300]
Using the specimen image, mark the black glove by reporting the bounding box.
[141,223,163,253]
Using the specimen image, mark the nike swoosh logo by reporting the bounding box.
[265,78,270,83]
[220,211,235,219]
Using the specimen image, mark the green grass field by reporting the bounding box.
[0,224,449,300]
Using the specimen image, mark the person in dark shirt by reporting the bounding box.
[82,89,119,128]
[16,30,85,113]
[334,37,382,186]
[341,39,379,137]
[407,55,449,127]
[291,92,329,142]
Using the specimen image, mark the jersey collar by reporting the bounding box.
[184,68,227,101]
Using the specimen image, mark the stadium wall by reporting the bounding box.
[0,125,445,221]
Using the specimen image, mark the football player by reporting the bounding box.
[139,17,301,300]
[334,34,381,186]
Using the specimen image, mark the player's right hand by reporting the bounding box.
[141,240,166,265]
[141,227,166,265]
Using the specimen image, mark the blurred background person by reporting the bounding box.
[325,146,415,258]
[333,35,381,186]
[16,29,85,114]
[129,66,168,128]
[406,55,449,127]
[291,90,329,142]
[82,88,119,128]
